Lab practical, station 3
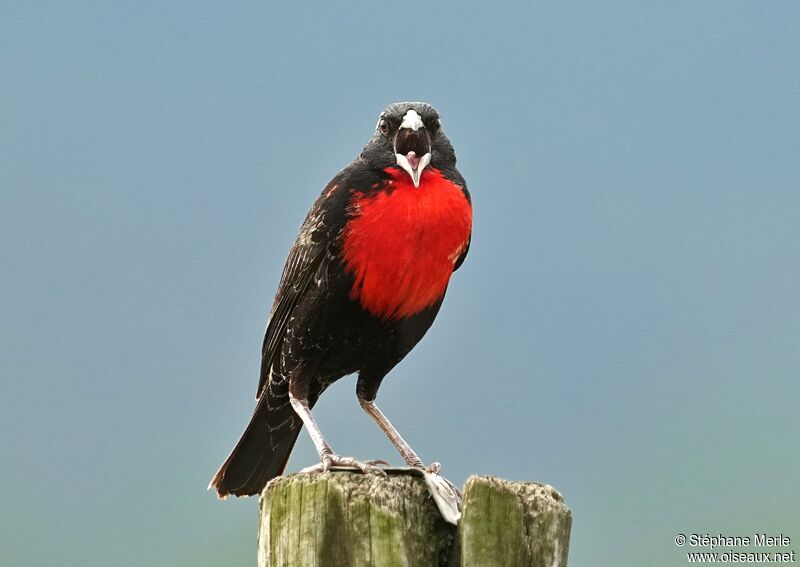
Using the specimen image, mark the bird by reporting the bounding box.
[210,102,473,498]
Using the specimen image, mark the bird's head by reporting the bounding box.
[360,102,456,187]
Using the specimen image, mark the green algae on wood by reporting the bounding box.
[258,472,571,567]
[259,472,454,567]
[459,476,572,567]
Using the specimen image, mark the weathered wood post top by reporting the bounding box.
[258,472,572,566]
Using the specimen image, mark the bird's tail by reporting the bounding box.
[209,392,302,498]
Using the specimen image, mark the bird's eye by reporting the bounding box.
[378,119,389,134]
[428,118,441,134]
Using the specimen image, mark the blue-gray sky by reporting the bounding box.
[2,2,799,565]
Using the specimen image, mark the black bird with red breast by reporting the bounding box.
[210,102,473,498]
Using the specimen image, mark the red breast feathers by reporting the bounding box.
[342,167,472,320]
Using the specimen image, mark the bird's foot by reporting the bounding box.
[404,459,441,474]
[301,453,388,475]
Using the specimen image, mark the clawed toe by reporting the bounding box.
[302,454,388,476]
[405,460,441,474]
[349,458,388,476]
[300,462,327,473]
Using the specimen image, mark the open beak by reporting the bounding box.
[394,109,431,187]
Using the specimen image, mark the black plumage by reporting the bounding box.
[211,102,471,498]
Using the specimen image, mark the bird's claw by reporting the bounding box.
[405,460,441,474]
[301,453,388,476]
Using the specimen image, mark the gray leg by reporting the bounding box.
[358,395,440,472]
[288,384,386,475]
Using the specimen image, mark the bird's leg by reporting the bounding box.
[288,384,386,475]
[358,396,441,473]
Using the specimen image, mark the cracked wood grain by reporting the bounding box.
[258,472,571,567]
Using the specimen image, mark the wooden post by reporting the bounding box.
[459,476,572,567]
[258,472,571,567]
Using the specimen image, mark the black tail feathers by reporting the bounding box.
[209,396,302,498]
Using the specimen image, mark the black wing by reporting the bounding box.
[448,170,471,272]
[256,202,332,399]
[453,233,471,271]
